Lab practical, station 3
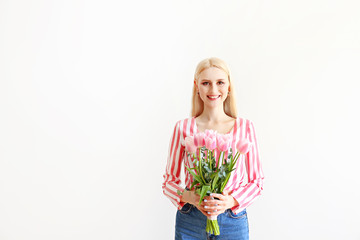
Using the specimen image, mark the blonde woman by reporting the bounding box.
[162,57,264,240]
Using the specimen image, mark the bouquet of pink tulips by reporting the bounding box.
[177,129,251,236]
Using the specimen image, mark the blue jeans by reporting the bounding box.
[175,203,249,240]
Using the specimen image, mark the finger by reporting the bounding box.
[201,200,220,208]
[202,204,218,211]
[207,209,219,216]
[199,203,216,210]
[198,204,220,214]
[204,202,225,211]
[210,193,226,200]
[208,209,224,216]
[202,200,220,209]
[203,201,226,212]
[203,196,216,202]
[202,197,216,205]
[200,208,214,218]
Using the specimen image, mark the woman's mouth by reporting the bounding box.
[207,95,221,100]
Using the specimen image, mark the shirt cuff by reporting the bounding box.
[176,188,186,210]
[230,192,241,212]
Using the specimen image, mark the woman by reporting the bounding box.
[162,57,264,240]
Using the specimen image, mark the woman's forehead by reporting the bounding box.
[198,67,228,81]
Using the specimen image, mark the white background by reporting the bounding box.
[1,0,360,239]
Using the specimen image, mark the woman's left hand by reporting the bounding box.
[200,190,239,217]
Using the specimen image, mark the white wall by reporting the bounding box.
[1,0,359,239]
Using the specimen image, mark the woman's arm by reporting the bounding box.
[162,121,186,210]
[229,120,265,213]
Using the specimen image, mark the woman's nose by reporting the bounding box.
[209,85,218,92]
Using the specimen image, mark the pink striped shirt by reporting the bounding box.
[162,116,264,215]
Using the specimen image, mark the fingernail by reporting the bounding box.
[210,193,213,196]
[215,204,218,206]
[207,212,210,214]
[213,210,217,212]
[204,206,208,209]
[204,199,207,202]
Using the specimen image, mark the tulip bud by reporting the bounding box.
[217,134,232,152]
[185,136,197,154]
[194,132,206,147]
[236,138,252,154]
[205,136,217,150]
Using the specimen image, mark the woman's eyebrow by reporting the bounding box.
[201,79,225,81]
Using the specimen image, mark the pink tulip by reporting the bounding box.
[236,138,252,154]
[217,134,232,152]
[203,130,217,150]
[194,132,206,147]
[204,129,217,138]
[184,136,197,154]
[205,135,217,150]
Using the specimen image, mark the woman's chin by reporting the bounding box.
[204,102,225,109]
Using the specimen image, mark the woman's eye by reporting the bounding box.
[202,82,209,86]
[218,81,225,85]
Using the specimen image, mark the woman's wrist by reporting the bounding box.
[180,189,195,205]
[179,189,188,203]
[230,196,239,209]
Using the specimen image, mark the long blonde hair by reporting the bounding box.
[191,57,238,118]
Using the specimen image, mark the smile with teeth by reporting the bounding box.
[207,95,221,100]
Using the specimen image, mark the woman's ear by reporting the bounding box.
[194,79,198,91]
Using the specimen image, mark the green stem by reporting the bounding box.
[233,151,240,161]
[211,150,216,170]
[198,147,206,183]
[208,149,211,170]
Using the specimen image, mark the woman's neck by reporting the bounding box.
[198,106,231,123]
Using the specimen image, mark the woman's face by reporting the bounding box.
[195,67,230,108]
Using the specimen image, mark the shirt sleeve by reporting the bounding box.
[230,120,265,213]
[162,121,186,210]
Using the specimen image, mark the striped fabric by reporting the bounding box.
[162,117,264,214]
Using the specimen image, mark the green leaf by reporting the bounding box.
[190,179,199,190]
[210,172,217,179]
[196,188,201,195]
[185,166,204,184]
[199,185,211,206]
[211,173,219,191]
[220,174,232,193]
